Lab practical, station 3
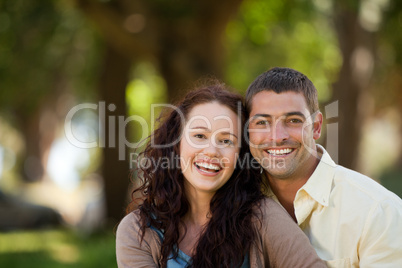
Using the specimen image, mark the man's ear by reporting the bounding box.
[313,112,323,140]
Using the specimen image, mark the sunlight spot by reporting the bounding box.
[124,14,146,33]
[358,108,401,177]
[50,243,80,264]
[0,146,3,179]
[313,0,332,13]
[351,46,374,83]
[359,0,390,32]
[126,79,153,113]
[47,138,90,191]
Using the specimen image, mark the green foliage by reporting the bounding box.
[372,0,402,108]
[126,62,167,143]
[148,0,196,18]
[0,228,116,268]
[225,0,341,103]
[0,0,101,116]
[382,0,402,64]
[380,167,402,199]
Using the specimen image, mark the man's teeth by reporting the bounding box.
[196,162,221,170]
[267,148,293,155]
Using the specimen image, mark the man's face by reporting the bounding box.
[248,91,322,181]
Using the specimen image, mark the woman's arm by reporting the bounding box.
[256,198,326,268]
[116,211,160,268]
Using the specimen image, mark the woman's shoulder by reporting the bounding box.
[116,209,161,249]
[254,197,290,220]
[116,210,162,267]
[251,198,327,267]
[117,210,142,234]
[253,197,300,232]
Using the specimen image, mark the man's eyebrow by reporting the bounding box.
[286,112,306,119]
[251,114,272,119]
[251,112,306,119]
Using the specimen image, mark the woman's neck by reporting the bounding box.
[184,190,212,227]
[179,189,212,256]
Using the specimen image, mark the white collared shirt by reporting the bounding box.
[266,145,402,267]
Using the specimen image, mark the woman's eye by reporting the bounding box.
[193,134,206,139]
[220,139,234,146]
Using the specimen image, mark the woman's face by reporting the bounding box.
[179,101,241,196]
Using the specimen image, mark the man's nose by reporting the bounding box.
[270,120,289,144]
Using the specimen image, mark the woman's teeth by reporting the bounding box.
[267,148,293,156]
[195,162,221,172]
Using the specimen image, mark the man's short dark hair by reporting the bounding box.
[245,67,319,114]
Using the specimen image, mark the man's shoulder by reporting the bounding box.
[332,164,402,205]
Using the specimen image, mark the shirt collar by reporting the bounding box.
[300,144,337,207]
[263,145,337,207]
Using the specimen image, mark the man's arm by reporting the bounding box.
[359,199,402,267]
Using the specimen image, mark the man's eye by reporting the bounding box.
[288,118,303,124]
[256,120,269,125]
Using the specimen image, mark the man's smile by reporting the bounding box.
[266,148,294,156]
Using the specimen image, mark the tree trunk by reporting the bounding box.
[99,45,132,223]
[15,79,65,182]
[18,111,44,182]
[332,0,376,169]
[75,0,243,101]
[76,0,243,222]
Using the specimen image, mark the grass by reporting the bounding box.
[0,228,117,268]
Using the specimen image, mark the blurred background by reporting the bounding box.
[0,0,401,267]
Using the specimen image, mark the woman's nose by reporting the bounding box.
[202,140,220,157]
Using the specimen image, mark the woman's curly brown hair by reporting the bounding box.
[126,82,265,268]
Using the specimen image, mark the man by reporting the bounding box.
[246,67,402,267]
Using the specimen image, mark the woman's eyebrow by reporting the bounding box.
[220,132,238,139]
[189,127,238,139]
[190,126,210,131]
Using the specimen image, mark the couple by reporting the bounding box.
[116,67,402,267]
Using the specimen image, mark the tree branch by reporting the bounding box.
[74,0,156,60]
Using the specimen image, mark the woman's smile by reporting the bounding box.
[180,101,240,195]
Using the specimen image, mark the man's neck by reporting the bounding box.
[267,176,308,222]
[266,154,321,222]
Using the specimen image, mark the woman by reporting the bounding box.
[116,83,325,268]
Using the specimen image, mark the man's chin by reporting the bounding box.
[264,168,294,180]
[260,157,288,170]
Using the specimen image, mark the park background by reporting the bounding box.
[0,0,401,267]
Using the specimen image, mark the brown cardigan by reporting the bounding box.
[116,197,326,267]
